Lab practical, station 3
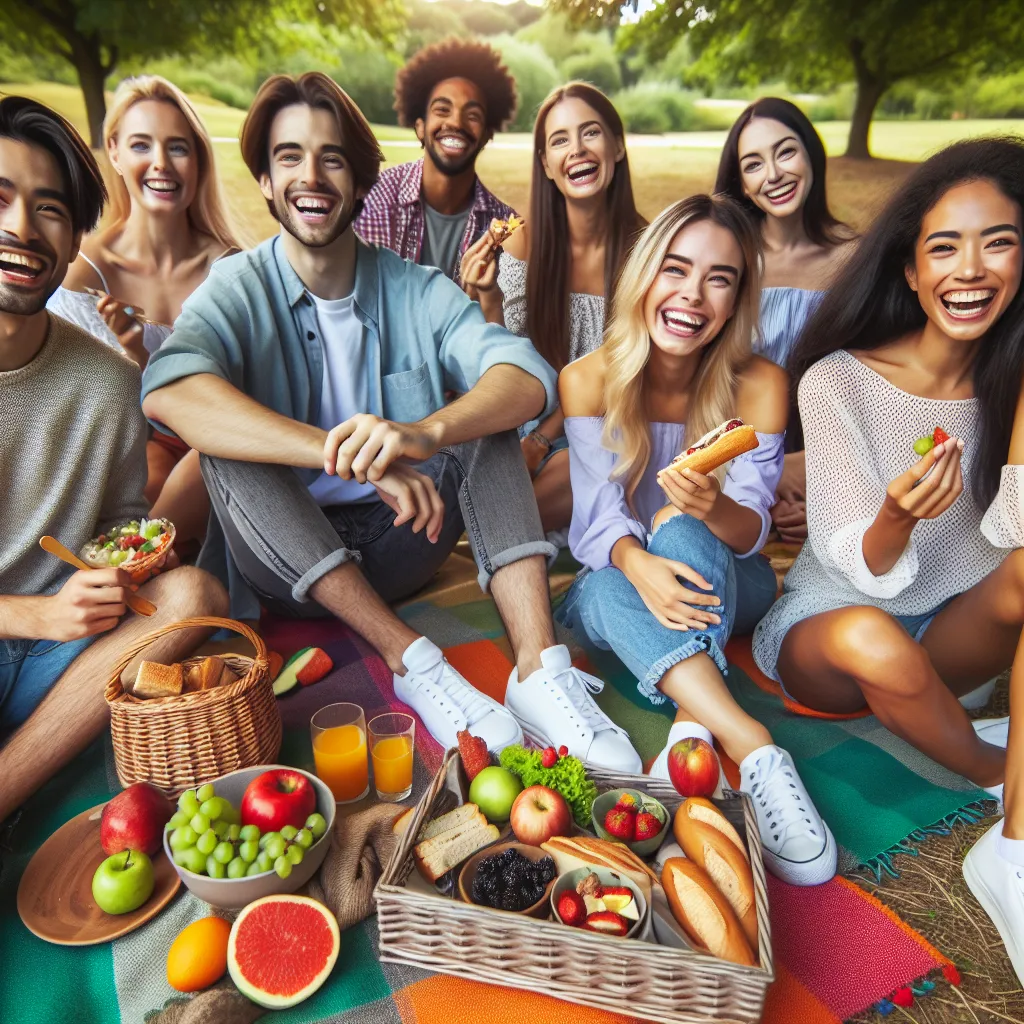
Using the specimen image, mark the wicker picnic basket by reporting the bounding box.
[376,749,774,1024]
[104,617,281,794]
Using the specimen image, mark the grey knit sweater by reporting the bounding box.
[1,314,148,597]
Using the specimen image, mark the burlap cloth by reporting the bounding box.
[145,803,403,1023]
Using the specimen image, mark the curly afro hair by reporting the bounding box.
[394,38,518,134]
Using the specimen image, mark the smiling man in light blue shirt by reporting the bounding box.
[141,72,641,773]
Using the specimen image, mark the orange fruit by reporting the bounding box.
[166,916,231,992]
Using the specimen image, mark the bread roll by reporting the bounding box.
[661,857,756,966]
[674,798,757,949]
[133,660,183,699]
[217,662,239,688]
[183,656,225,693]
[666,422,758,476]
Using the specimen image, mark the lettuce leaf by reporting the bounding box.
[498,745,598,827]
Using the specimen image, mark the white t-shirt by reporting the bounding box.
[307,293,378,507]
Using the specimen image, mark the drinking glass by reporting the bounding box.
[311,703,369,803]
[368,713,415,801]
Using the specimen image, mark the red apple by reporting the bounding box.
[240,769,317,832]
[100,782,174,857]
[509,785,572,846]
[667,737,720,798]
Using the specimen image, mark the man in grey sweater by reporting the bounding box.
[0,97,227,821]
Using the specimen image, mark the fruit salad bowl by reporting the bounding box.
[550,866,649,940]
[458,842,556,919]
[591,788,669,858]
[163,765,336,909]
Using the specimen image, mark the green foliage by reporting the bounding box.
[561,50,622,94]
[488,35,560,131]
[452,2,519,37]
[515,11,587,64]
[972,71,1024,118]
[611,81,702,133]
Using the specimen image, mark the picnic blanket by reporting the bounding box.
[0,552,984,1023]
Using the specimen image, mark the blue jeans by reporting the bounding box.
[0,635,97,737]
[557,514,777,706]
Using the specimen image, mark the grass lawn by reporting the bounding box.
[6,80,1024,244]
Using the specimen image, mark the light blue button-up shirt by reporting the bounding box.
[141,234,558,618]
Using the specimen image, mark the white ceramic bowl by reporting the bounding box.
[162,764,335,909]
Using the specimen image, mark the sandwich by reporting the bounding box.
[132,660,184,700]
[540,835,659,901]
[661,857,756,966]
[662,419,759,477]
[413,803,499,883]
[673,798,757,950]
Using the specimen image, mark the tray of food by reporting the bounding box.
[375,740,773,1024]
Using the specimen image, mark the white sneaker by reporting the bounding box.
[394,637,522,753]
[505,645,641,773]
[973,717,1009,809]
[740,744,836,886]
[959,678,996,710]
[648,722,727,796]
[963,820,1024,986]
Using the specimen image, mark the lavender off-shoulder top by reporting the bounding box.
[565,417,785,572]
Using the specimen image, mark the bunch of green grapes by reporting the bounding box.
[166,783,328,880]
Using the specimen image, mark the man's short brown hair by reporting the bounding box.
[240,72,384,205]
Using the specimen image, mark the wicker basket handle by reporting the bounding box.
[109,616,268,681]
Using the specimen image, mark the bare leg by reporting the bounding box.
[309,562,420,675]
[490,554,557,678]
[778,605,1005,787]
[0,566,228,820]
[658,653,772,765]
[533,450,572,534]
[150,449,210,545]
[1004,629,1024,838]
[144,439,178,507]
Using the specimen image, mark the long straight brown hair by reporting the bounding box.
[527,82,643,371]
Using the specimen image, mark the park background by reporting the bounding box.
[4,1,1024,1022]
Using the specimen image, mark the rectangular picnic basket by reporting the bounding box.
[375,749,774,1024]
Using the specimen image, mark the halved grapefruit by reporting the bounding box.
[228,894,340,1008]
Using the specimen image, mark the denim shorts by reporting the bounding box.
[557,514,778,706]
[0,635,98,737]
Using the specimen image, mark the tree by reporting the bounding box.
[549,0,1024,159]
[0,0,405,148]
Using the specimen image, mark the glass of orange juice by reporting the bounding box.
[368,713,415,801]
[311,703,369,803]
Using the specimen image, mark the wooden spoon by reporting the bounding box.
[38,536,157,616]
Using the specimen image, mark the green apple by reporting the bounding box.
[468,766,523,824]
[91,850,155,915]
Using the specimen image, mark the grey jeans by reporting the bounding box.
[200,430,555,616]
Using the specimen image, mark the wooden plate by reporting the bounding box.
[17,801,180,945]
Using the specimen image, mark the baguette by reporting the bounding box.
[132,660,183,699]
[414,821,499,882]
[661,857,756,966]
[540,836,658,901]
[183,655,225,693]
[663,420,759,476]
[674,798,757,950]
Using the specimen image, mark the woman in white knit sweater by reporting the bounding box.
[752,138,1024,981]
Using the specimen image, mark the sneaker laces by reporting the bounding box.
[747,751,819,848]
[420,657,493,726]
[556,666,626,737]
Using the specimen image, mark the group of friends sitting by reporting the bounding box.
[1,37,1022,981]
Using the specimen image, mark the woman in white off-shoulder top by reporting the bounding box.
[754,140,1024,858]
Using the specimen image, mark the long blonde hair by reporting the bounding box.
[602,194,762,507]
[103,76,241,250]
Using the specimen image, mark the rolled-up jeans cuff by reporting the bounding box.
[476,540,558,593]
[292,547,360,603]
[638,633,729,704]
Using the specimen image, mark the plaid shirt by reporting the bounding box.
[355,158,514,283]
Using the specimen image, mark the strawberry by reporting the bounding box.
[541,747,558,768]
[634,812,662,841]
[933,426,950,446]
[558,745,568,757]
[556,890,587,927]
[583,911,629,936]
[615,793,637,810]
[603,806,636,842]
[600,885,633,898]
[457,730,491,781]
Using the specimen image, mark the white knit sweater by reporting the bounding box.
[754,349,1023,679]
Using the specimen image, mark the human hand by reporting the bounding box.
[324,414,442,484]
[459,230,499,301]
[619,546,722,632]
[886,437,964,521]
[657,466,721,521]
[86,288,146,353]
[771,498,807,542]
[373,463,445,542]
[42,568,132,640]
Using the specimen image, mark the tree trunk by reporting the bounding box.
[66,34,110,148]
[846,39,886,160]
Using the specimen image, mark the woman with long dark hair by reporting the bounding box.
[716,98,855,542]
[460,81,644,536]
[752,140,1023,894]
[558,195,834,886]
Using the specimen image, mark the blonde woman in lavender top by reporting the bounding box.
[558,195,835,887]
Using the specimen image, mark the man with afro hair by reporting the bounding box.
[356,38,518,282]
